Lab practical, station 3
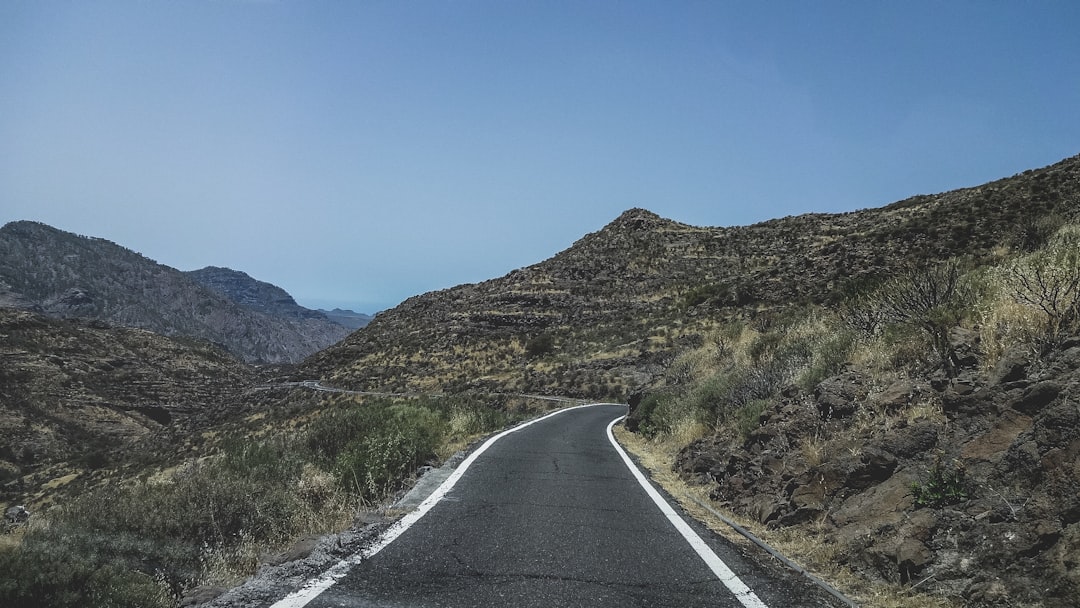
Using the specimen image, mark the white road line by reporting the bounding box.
[605,417,771,608]
[268,402,605,608]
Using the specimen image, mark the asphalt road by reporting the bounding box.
[280,404,841,608]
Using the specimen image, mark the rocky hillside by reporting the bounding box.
[679,327,1080,606]
[302,154,1080,396]
[0,222,349,363]
[0,308,255,504]
[186,266,328,321]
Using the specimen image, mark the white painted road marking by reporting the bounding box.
[269,403,601,608]
[605,416,770,608]
[271,404,769,608]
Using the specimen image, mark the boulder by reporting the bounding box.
[1012,380,1062,414]
[814,370,868,419]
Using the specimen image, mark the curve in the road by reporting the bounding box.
[271,403,773,608]
[269,403,608,608]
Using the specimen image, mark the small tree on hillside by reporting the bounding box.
[1004,225,1080,342]
[877,260,970,375]
[525,333,555,358]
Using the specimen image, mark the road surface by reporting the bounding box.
[274,404,841,608]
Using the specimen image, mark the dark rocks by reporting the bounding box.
[623,390,646,432]
[991,345,1032,385]
[1012,380,1063,414]
[813,370,868,418]
[845,447,898,490]
[871,379,924,412]
[881,421,940,458]
[948,326,982,370]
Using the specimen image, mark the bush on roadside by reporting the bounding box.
[0,435,317,607]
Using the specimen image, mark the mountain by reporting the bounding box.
[301,154,1080,395]
[0,222,350,363]
[318,308,373,330]
[296,153,1080,605]
[0,307,255,502]
[186,266,327,321]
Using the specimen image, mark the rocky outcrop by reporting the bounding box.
[0,222,349,363]
[675,333,1080,606]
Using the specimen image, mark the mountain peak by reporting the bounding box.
[606,208,667,231]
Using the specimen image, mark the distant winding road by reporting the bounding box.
[271,404,841,608]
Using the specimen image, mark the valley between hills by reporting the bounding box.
[3,153,1080,607]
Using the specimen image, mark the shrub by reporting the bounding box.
[0,541,173,608]
[858,259,982,375]
[524,333,555,358]
[334,406,444,501]
[797,330,857,391]
[733,399,770,438]
[0,436,313,606]
[911,457,968,508]
[1002,224,1080,342]
[628,392,678,438]
[306,400,446,501]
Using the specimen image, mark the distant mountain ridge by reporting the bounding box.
[0,222,350,363]
[317,308,373,330]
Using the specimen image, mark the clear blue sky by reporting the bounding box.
[2,1,1078,313]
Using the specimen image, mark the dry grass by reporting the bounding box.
[613,423,959,608]
[977,288,1045,369]
[799,434,830,469]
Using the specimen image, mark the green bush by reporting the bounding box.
[911,458,968,508]
[733,399,771,438]
[1003,225,1080,341]
[524,333,556,358]
[0,436,311,607]
[797,331,857,391]
[306,400,447,501]
[1,396,520,608]
[0,542,172,608]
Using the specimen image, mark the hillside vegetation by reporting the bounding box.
[0,308,255,506]
[631,224,1080,606]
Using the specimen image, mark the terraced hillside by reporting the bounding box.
[0,308,255,504]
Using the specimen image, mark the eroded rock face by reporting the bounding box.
[673,333,1080,606]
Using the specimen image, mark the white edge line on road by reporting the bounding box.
[269,402,607,608]
[605,417,771,608]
